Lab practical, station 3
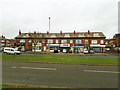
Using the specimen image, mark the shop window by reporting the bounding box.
[70,40,73,44]
[85,40,88,44]
[2,40,5,42]
[76,40,81,44]
[20,39,25,43]
[48,40,53,43]
[61,40,67,44]
[101,40,104,44]
[56,40,59,43]
[91,40,97,44]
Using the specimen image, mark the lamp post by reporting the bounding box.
[88,30,90,53]
[48,17,50,53]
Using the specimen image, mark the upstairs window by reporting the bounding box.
[2,40,5,42]
[61,40,67,44]
[76,40,81,44]
[101,40,104,44]
[48,40,53,43]
[42,40,45,43]
[29,40,32,43]
[91,40,97,44]
[85,40,88,44]
[70,40,73,44]
[20,39,25,43]
[56,40,59,43]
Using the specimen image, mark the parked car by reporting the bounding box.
[4,47,21,55]
[83,49,95,54]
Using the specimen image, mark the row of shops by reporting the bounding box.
[30,43,106,53]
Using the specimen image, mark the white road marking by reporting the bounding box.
[84,70,120,74]
[11,66,56,70]
[11,67,17,68]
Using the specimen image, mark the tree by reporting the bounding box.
[33,39,39,52]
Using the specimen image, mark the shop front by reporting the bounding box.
[90,44,106,53]
[32,43,42,52]
[72,44,85,53]
[46,44,60,52]
[60,44,70,53]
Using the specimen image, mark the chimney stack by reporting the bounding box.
[34,31,36,35]
[60,31,62,35]
[19,30,21,35]
[47,31,49,35]
[88,30,90,34]
[74,30,75,35]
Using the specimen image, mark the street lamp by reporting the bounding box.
[88,30,90,53]
[48,17,50,53]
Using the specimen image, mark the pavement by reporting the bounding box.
[2,61,119,88]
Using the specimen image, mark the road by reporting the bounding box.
[2,61,119,88]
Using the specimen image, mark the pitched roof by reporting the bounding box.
[15,31,106,39]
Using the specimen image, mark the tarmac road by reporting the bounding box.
[2,61,119,88]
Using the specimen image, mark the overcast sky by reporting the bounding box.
[0,0,119,39]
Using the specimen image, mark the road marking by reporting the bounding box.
[11,67,17,68]
[11,66,56,70]
[84,70,120,74]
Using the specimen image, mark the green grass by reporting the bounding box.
[2,84,68,89]
[2,54,119,65]
[2,84,35,88]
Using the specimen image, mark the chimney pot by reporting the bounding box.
[60,31,62,35]
[34,31,36,35]
[47,31,49,35]
[74,30,75,35]
[19,30,21,35]
[88,30,90,34]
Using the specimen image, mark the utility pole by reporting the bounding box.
[48,17,50,53]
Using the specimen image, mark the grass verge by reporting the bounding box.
[2,54,119,65]
[2,84,68,89]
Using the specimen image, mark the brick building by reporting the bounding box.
[0,35,14,48]
[14,30,106,53]
[105,33,120,53]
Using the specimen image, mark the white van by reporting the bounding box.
[4,47,21,55]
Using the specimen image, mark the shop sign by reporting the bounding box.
[47,44,59,47]
[60,44,70,47]
[74,44,85,47]
[90,44,105,47]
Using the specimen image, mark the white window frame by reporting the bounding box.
[91,40,97,44]
[85,40,88,44]
[56,40,59,43]
[29,40,32,43]
[61,40,67,44]
[20,39,25,43]
[76,40,81,44]
[100,40,104,44]
[48,40,53,43]
[42,40,45,43]
[2,40,5,42]
[70,40,73,44]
